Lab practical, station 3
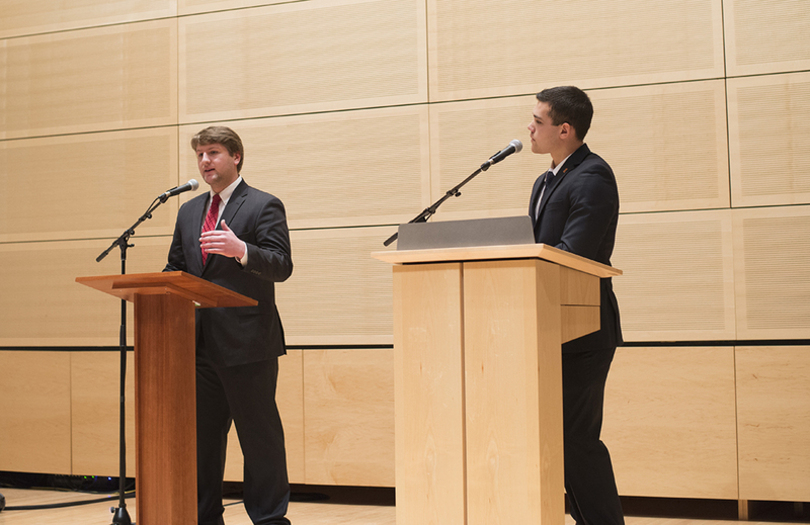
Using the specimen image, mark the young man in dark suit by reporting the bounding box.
[528,86,625,525]
[164,126,293,525]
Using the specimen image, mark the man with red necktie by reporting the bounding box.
[164,126,293,525]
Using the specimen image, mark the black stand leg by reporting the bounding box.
[97,196,167,525]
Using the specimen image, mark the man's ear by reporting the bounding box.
[559,122,573,140]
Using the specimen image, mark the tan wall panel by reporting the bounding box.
[179,0,289,15]
[427,0,724,101]
[303,348,394,486]
[71,351,136,477]
[0,0,175,39]
[736,346,810,502]
[724,0,810,76]
[0,351,72,473]
[0,20,177,140]
[603,347,738,499]
[728,72,810,207]
[277,227,396,346]
[612,210,736,341]
[0,236,172,346]
[589,82,730,212]
[0,128,179,243]
[732,206,810,339]
[179,0,427,123]
[224,349,305,484]
[427,95,545,220]
[179,106,430,230]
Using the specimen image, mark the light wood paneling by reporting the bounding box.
[603,347,738,499]
[179,0,427,123]
[393,262,465,525]
[463,259,565,524]
[179,106,430,230]
[732,206,810,340]
[588,81,730,212]
[179,0,289,15]
[427,0,724,101]
[224,350,305,484]
[0,237,172,347]
[0,128,179,244]
[303,349,394,486]
[277,227,396,346]
[0,0,175,39]
[0,19,177,140]
[0,351,72,474]
[728,72,810,207]
[736,346,810,502]
[612,210,736,341]
[724,0,810,77]
[71,351,136,477]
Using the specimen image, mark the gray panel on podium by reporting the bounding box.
[396,216,535,250]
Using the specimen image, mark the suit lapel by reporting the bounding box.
[535,143,591,219]
[219,179,249,228]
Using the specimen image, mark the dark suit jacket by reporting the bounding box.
[529,143,622,353]
[164,179,293,367]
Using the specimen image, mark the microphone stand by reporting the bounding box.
[383,156,498,247]
[96,194,169,525]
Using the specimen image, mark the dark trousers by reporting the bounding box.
[562,347,624,525]
[196,354,291,525]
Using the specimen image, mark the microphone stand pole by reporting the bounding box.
[96,195,168,525]
[383,158,495,247]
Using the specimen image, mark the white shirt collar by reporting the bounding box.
[210,175,242,206]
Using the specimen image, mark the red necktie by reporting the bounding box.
[201,194,221,265]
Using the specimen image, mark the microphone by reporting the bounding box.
[481,139,523,170]
[159,179,199,201]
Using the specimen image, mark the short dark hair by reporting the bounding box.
[536,86,593,141]
[191,126,245,173]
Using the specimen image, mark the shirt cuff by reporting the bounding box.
[237,242,249,266]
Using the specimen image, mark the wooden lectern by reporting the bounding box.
[76,272,257,525]
[373,244,621,525]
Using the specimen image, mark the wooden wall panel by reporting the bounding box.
[224,349,305,484]
[732,206,810,340]
[427,0,724,101]
[0,20,177,140]
[427,95,544,220]
[0,128,179,243]
[724,0,810,77]
[303,349,394,486]
[736,346,810,502]
[0,351,72,474]
[71,351,136,477]
[179,0,289,15]
[0,0,174,39]
[611,210,736,341]
[277,227,396,346]
[728,72,810,207]
[0,237,171,347]
[179,0,427,123]
[179,106,429,230]
[589,81,730,212]
[603,347,738,499]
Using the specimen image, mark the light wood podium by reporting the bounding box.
[373,243,621,525]
[76,271,257,525]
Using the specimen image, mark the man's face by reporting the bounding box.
[527,101,562,155]
[196,142,240,193]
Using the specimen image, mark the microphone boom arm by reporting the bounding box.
[383,163,491,247]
